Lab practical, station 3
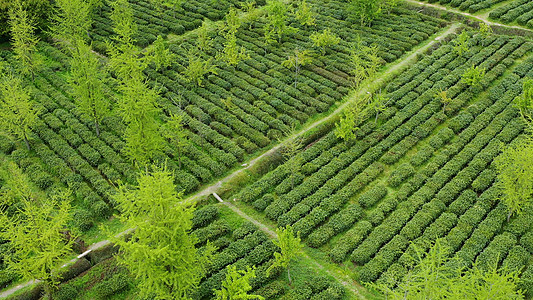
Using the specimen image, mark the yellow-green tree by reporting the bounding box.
[0,71,39,150]
[494,138,533,222]
[514,78,533,125]
[310,28,340,55]
[161,113,188,169]
[69,39,110,136]
[111,167,213,299]
[8,0,39,79]
[368,239,524,299]
[267,225,303,284]
[0,164,74,298]
[215,266,265,300]
[282,48,313,87]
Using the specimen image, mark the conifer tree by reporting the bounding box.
[0,71,39,150]
[215,266,265,300]
[494,138,533,222]
[0,166,74,299]
[69,39,110,136]
[111,167,213,299]
[8,0,39,79]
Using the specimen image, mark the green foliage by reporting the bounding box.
[461,65,486,87]
[368,90,389,123]
[214,265,265,300]
[310,28,340,55]
[161,113,188,169]
[348,0,398,26]
[264,0,297,44]
[0,175,74,295]
[218,9,249,66]
[349,39,382,87]
[494,138,533,222]
[280,136,303,189]
[478,22,493,42]
[69,39,110,136]
[196,21,213,52]
[295,0,316,27]
[0,70,39,150]
[147,35,175,71]
[51,0,92,46]
[282,49,313,86]
[435,89,452,113]
[109,0,137,45]
[335,98,366,141]
[368,239,524,299]
[514,78,533,124]
[8,0,39,79]
[111,167,213,299]
[267,225,303,283]
[183,52,217,86]
[118,76,164,168]
[453,31,470,56]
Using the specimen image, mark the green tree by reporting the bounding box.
[514,78,533,124]
[264,0,297,44]
[348,0,392,27]
[8,0,39,79]
[453,31,470,56]
[368,90,389,123]
[349,39,381,87]
[214,265,265,300]
[494,138,533,222]
[335,98,366,141]
[282,48,313,87]
[218,8,249,66]
[280,135,303,189]
[295,0,316,27]
[0,182,74,298]
[478,22,493,46]
[69,39,110,136]
[111,167,213,299]
[241,0,258,30]
[219,33,249,67]
[461,64,485,87]
[109,0,136,46]
[0,71,39,150]
[118,77,164,169]
[161,113,188,169]
[50,0,91,46]
[108,0,163,169]
[369,239,524,299]
[435,89,452,114]
[183,51,217,86]
[196,21,213,52]
[146,35,175,71]
[310,28,340,55]
[267,225,303,284]
[107,0,145,81]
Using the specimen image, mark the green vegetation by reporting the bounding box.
[0,0,532,299]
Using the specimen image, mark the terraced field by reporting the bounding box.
[227,32,533,297]
[1,0,533,299]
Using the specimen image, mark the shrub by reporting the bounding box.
[520,231,533,253]
[387,163,415,188]
[93,273,131,299]
[358,184,388,208]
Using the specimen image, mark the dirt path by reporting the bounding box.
[221,201,364,299]
[406,0,533,33]
[0,22,459,300]
[189,23,459,202]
